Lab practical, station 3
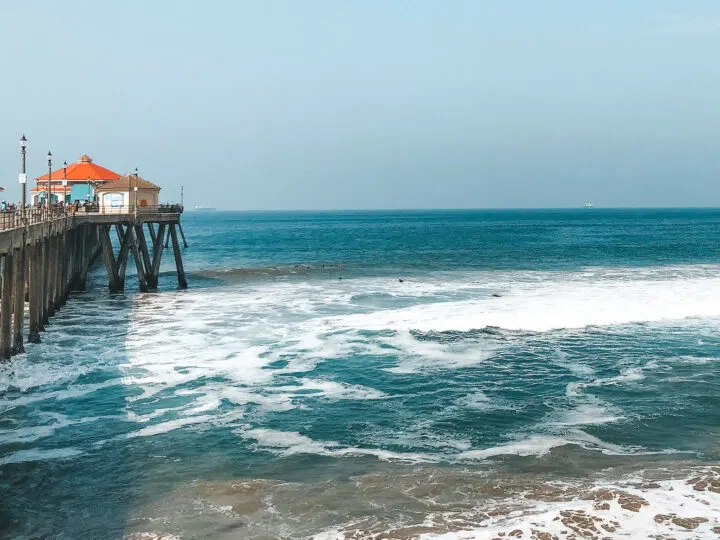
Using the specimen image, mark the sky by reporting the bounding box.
[1,1,720,210]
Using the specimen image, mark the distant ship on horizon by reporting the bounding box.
[194,205,217,212]
[584,202,594,208]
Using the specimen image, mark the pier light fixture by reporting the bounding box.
[47,151,52,212]
[133,167,139,219]
[19,135,27,221]
[62,161,68,206]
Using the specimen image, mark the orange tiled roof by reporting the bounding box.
[35,155,121,182]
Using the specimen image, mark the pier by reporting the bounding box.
[0,206,186,360]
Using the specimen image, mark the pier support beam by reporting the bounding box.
[147,223,157,246]
[0,253,14,359]
[128,227,149,292]
[116,224,132,285]
[100,225,123,292]
[28,244,41,344]
[60,231,69,302]
[40,240,48,329]
[178,223,188,248]
[135,224,152,283]
[148,223,166,289]
[11,247,25,355]
[55,232,64,309]
[49,234,59,316]
[77,225,94,291]
[99,223,135,292]
[68,228,78,292]
[170,224,187,289]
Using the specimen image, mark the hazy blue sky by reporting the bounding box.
[2,1,720,209]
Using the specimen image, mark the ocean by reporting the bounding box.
[1,209,719,539]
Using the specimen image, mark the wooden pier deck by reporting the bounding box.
[0,207,186,359]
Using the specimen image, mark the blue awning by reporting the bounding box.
[70,184,94,201]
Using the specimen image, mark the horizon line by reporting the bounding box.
[187,205,720,212]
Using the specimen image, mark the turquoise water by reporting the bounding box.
[1,209,720,539]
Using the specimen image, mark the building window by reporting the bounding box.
[103,193,125,208]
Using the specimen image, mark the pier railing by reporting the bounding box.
[95,204,184,215]
[0,204,183,231]
[0,207,68,230]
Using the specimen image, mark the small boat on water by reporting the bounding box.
[584,202,594,208]
[194,205,217,213]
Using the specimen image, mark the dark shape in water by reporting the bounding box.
[195,264,344,281]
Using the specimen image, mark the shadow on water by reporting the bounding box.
[0,261,192,538]
[0,267,133,537]
[0,223,230,538]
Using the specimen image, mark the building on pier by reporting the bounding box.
[95,174,161,214]
[32,155,121,205]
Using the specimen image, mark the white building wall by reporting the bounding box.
[99,189,160,213]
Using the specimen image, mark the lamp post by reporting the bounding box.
[133,167,138,219]
[19,135,27,223]
[62,161,68,210]
[46,151,52,215]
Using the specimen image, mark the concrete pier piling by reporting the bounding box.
[0,207,186,359]
[11,247,25,355]
[1,252,14,359]
[28,243,41,344]
[170,224,187,289]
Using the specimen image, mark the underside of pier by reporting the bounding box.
[0,211,187,359]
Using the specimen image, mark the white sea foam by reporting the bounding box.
[124,267,720,384]
[458,435,576,460]
[240,428,442,462]
[273,379,388,401]
[308,465,720,540]
[305,266,720,334]
[461,429,632,460]
[243,428,332,455]
[588,367,646,388]
[236,425,642,464]
[455,391,518,412]
[551,347,596,376]
[126,415,215,438]
[103,265,720,449]
[7,264,712,463]
[418,475,720,540]
[0,357,98,394]
[549,402,624,427]
[672,355,719,365]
